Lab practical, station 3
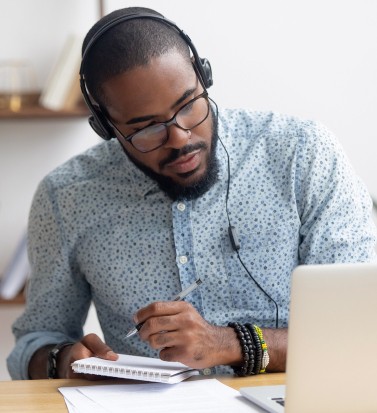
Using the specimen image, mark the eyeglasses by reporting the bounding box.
[111,91,210,153]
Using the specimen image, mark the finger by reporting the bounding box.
[58,342,90,379]
[64,335,118,380]
[146,330,179,349]
[135,300,192,324]
[139,314,177,337]
[159,345,185,363]
[143,319,199,350]
[159,344,206,367]
[65,346,109,380]
[80,333,118,360]
[151,317,205,345]
[139,304,201,340]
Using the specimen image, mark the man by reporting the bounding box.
[8,7,376,380]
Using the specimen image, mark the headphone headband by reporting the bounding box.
[80,12,213,141]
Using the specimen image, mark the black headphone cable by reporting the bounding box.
[210,98,279,329]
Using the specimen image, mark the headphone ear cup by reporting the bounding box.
[199,58,213,88]
[88,106,114,141]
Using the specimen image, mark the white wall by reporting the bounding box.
[121,0,377,204]
[1,1,376,272]
[1,0,376,378]
[0,0,101,271]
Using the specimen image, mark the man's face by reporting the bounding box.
[102,51,218,200]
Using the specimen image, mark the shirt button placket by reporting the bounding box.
[177,203,188,265]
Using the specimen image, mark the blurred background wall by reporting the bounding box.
[0,0,376,379]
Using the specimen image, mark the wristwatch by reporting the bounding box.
[47,342,74,379]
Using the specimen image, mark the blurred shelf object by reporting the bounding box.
[0,104,89,119]
[0,290,25,305]
[0,92,88,119]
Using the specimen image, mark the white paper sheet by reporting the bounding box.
[59,379,264,413]
[59,386,109,413]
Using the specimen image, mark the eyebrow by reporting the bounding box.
[125,86,197,125]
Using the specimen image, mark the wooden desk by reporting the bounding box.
[0,373,285,412]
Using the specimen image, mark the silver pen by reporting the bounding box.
[123,278,203,339]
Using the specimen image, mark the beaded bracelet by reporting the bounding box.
[240,323,256,376]
[253,324,270,373]
[229,321,261,377]
[241,324,256,376]
[228,322,269,376]
[246,323,262,375]
[228,322,250,376]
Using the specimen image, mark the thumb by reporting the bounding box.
[81,333,118,360]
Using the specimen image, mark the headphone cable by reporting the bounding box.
[210,98,279,329]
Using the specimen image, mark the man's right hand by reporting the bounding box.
[28,333,118,379]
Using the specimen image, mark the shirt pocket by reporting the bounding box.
[220,225,297,313]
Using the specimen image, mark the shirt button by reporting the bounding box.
[179,255,188,264]
[177,202,186,212]
[202,368,212,376]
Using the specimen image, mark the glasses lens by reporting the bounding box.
[131,124,167,152]
[176,96,209,129]
[129,94,209,153]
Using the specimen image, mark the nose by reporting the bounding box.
[164,124,191,150]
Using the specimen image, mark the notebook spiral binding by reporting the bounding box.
[74,362,171,382]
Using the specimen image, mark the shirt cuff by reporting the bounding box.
[7,331,76,380]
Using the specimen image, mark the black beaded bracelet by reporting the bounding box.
[246,323,263,375]
[240,323,255,376]
[228,322,248,376]
[228,322,257,377]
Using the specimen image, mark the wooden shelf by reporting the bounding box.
[0,104,89,119]
[0,291,25,305]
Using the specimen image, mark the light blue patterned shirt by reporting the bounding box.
[8,109,376,379]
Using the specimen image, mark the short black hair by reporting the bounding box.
[82,7,191,105]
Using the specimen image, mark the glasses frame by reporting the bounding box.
[109,90,210,153]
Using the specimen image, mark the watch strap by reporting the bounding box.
[47,342,74,379]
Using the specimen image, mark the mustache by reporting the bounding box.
[159,142,208,169]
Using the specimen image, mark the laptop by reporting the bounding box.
[240,262,377,413]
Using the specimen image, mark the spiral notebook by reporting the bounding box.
[71,354,199,384]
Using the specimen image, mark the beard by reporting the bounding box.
[125,109,219,201]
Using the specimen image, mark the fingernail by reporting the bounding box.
[133,313,138,323]
[107,350,117,358]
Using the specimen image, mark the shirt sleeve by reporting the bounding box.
[295,121,377,263]
[7,177,92,379]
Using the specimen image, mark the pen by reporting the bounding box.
[123,278,203,339]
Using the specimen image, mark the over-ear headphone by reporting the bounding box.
[80,12,213,141]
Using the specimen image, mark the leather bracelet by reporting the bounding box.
[47,342,74,379]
